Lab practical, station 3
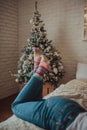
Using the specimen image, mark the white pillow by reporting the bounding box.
[76,63,87,79]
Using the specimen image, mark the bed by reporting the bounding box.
[0,63,87,130]
[0,78,87,130]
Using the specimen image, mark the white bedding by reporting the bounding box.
[66,112,87,130]
[0,79,87,130]
[44,79,87,110]
[0,115,45,130]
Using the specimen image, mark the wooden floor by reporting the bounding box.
[0,94,18,122]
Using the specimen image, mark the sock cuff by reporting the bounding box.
[34,73,43,80]
[36,71,44,77]
[33,47,40,52]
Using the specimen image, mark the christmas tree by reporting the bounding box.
[15,1,65,87]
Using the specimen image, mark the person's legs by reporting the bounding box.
[12,48,50,104]
[12,54,50,129]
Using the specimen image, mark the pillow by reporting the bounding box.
[76,63,87,80]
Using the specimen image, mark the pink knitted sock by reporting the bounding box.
[33,47,41,71]
[34,55,50,79]
[39,55,50,71]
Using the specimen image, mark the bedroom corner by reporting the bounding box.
[0,0,87,127]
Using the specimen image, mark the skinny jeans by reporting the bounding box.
[12,75,86,130]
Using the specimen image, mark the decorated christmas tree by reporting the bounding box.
[15,1,65,87]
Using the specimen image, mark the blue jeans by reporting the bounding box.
[12,75,86,130]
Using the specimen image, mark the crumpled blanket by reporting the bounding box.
[66,112,87,130]
[0,115,45,130]
[1,113,87,130]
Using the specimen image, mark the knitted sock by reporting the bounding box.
[33,47,41,71]
[34,55,50,79]
[39,55,50,71]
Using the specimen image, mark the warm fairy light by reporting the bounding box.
[84,6,87,40]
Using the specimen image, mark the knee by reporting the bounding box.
[11,100,20,115]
